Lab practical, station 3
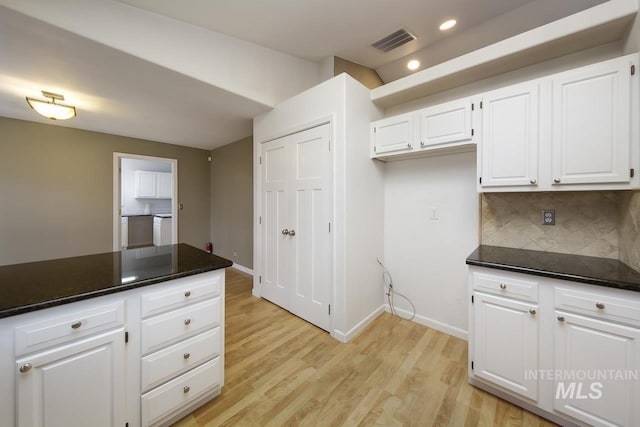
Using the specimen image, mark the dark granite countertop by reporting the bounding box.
[466,245,640,292]
[0,244,232,318]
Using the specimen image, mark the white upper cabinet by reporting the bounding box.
[370,112,415,157]
[371,98,476,161]
[135,171,173,199]
[479,81,540,188]
[418,98,473,149]
[551,56,632,186]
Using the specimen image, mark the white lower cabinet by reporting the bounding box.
[16,328,126,427]
[553,311,640,427]
[469,266,640,426]
[473,292,538,401]
[2,269,225,427]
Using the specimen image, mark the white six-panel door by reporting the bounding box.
[261,124,333,331]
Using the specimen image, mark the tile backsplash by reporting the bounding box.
[619,191,640,272]
[481,191,621,259]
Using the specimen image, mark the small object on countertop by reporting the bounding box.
[144,204,151,215]
[206,242,213,254]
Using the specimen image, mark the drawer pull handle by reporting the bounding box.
[184,291,191,297]
[554,178,561,184]
[19,363,32,373]
[184,318,191,326]
[71,321,82,329]
[499,283,507,290]
[183,352,190,360]
[596,302,605,310]
[557,316,565,322]
[530,178,537,185]
[183,386,190,394]
[529,309,536,315]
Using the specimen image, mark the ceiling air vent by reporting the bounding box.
[371,29,416,52]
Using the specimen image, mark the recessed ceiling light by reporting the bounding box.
[439,19,457,31]
[407,60,420,71]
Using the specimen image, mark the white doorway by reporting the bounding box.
[113,153,178,251]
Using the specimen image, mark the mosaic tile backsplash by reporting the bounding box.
[481,191,621,259]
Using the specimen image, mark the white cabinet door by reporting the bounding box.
[261,135,293,312]
[16,329,126,427]
[479,81,540,188]
[473,292,539,401]
[260,124,333,331]
[156,172,173,199]
[551,56,633,185]
[553,311,640,427]
[371,112,415,156]
[135,170,157,198]
[418,98,473,149]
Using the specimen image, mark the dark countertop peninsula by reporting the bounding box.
[0,244,232,318]
[466,245,640,292]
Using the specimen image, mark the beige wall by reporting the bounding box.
[334,56,384,90]
[210,136,253,269]
[0,117,211,266]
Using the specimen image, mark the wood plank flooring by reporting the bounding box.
[172,268,556,427]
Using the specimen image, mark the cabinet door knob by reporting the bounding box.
[183,386,190,394]
[281,229,290,236]
[554,178,561,183]
[183,352,190,360]
[529,309,536,315]
[289,230,296,237]
[71,321,82,329]
[19,363,32,373]
[184,291,191,297]
[596,302,605,310]
[530,179,537,185]
[420,141,425,147]
[557,316,565,322]
[499,283,507,290]
[407,143,412,148]
[184,318,191,326]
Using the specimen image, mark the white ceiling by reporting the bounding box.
[0,0,609,150]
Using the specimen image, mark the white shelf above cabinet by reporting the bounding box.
[371,0,637,108]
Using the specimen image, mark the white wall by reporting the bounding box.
[121,158,171,216]
[383,152,478,339]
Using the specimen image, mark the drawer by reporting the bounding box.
[141,298,220,355]
[472,271,538,302]
[141,272,222,318]
[141,356,222,427]
[141,327,221,392]
[555,287,640,327]
[15,301,125,356]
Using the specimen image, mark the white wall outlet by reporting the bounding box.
[542,209,555,225]
[430,207,439,220]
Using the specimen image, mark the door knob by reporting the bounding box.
[529,309,536,315]
[288,230,296,237]
[19,363,32,373]
[530,179,537,185]
[281,229,289,235]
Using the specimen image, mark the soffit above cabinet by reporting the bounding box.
[371,0,638,107]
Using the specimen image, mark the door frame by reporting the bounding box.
[112,153,178,251]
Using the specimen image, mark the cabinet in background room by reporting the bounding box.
[135,171,173,199]
[478,80,540,188]
[370,111,415,157]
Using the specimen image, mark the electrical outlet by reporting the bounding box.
[233,251,237,258]
[542,210,555,225]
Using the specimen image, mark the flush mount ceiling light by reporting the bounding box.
[407,59,420,70]
[439,19,457,31]
[26,91,76,120]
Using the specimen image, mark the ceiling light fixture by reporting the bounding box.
[439,19,457,31]
[407,59,421,71]
[26,91,76,120]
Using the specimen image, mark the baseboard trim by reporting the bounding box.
[332,305,385,343]
[384,305,468,341]
[232,263,253,276]
[251,287,261,298]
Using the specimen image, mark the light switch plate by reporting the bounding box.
[542,209,555,225]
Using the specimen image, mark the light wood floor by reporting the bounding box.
[172,268,556,427]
